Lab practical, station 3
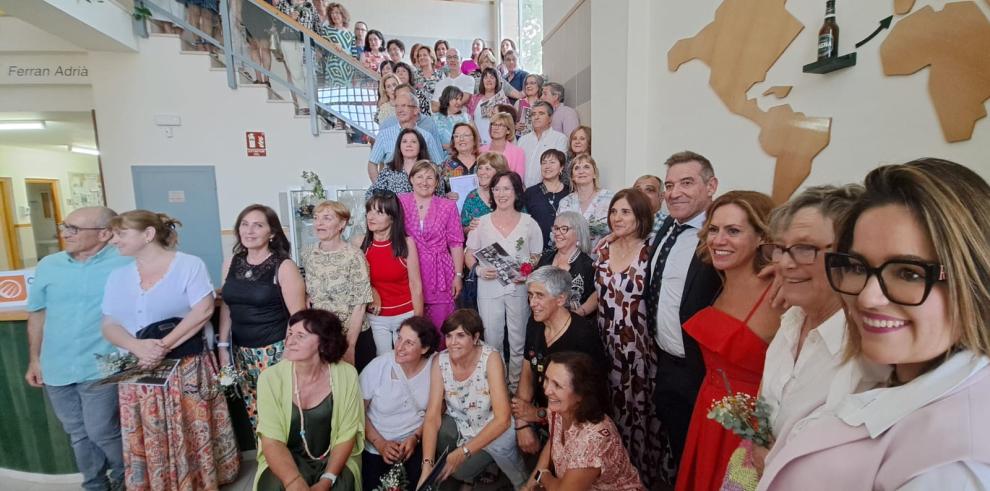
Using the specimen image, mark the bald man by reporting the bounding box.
[26,206,132,491]
[367,90,445,182]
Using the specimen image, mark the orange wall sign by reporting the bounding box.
[0,269,34,306]
[246,131,267,157]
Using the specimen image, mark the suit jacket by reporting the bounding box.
[645,215,722,395]
[759,354,990,491]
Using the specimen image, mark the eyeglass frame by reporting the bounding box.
[758,243,831,265]
[58,223,107,236]
[823,251,947,306]
[551,225,572,234]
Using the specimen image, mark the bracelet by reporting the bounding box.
[217,342,231,348]
[515,423,531,431]
[423,458,435,466]
[286,474,302,487]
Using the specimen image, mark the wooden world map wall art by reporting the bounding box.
[669,0,990,202]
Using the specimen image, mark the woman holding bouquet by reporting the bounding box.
[675,191,781,491]
[465,170,543,388]
[101,210,240,489]
[558,155,613,254]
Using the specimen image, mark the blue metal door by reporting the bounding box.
[131,166,224,284]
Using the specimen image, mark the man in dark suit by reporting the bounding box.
[645,151,722,473]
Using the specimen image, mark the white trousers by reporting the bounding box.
[477,289,529,389]
[367,310,415,356]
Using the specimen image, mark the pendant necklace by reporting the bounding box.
[244,252,272,279]
[292,363,333,461]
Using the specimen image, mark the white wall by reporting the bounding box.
[88,34,371,252]
[542,0,590,118]
[565,0,990,195]
[0,145,101,265]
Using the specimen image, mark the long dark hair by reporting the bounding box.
[547,351,610,423]
[364,29,384,53]
[232,204,291,257]
[479,67,502,96]
[361,191,409,258]
[391,128,429,172]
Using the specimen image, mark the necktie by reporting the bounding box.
[646,223,689,337]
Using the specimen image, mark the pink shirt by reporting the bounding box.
[397,193,464,304]
[550,413,646,490]
[479,142,526,180]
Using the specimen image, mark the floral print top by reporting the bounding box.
[460,189,493,228]
[414,68,443,115]
[550,412,647,490]
[439,344,497,444]
[558,189,615,252]
[432,112,471,149]
[301,244,373,330]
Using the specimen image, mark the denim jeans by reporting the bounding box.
[45,380,124,491]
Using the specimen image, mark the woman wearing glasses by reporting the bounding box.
[759,159,990,490]
[535,211,596,319]
[675,191,781,491]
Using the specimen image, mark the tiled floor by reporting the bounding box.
[4,459,258,491]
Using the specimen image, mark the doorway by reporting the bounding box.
[25,179,64,263]
[0,178,21,270]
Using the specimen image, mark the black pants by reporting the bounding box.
[654,350,702,471]
[361,445,423,491]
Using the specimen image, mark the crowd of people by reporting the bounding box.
[24,5,990,491]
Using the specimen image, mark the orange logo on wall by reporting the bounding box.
[0,274,27,303]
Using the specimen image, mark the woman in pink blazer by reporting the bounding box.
[757,158,990,490]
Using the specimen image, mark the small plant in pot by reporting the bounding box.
[297,171,327,218]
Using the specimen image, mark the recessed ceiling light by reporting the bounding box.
[69,145,99,156]
[0,121,46,130]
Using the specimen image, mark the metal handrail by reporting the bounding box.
[137,0,380,138]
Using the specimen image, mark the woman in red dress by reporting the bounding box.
[675,191,782,491]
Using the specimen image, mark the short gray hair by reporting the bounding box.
[555,211,591,254]
[532,100,554,117]
[769,184,866,237]
[526,265,573,298]
[544,82,565,103]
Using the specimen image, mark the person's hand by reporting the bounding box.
[381,439,403,464]
[440,447,468,481]
[218,349,232,367]
[417,461,433,489]
[309,480,332,491]
[399,435,418,461]
[511,397,542,423]
[451,276,463,299]
[285,475,309,491]
[446,192,460,201]
[25,360,44,387]
[480,266,498,281]
[751,443,771,476]
[516,426,541,454]
[468,218,481,232]
[367,290,382,315]
[757,264,788,310]
[600,232,617,244]
[133,339,167,369]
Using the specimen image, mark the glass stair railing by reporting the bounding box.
[139,0,380,140]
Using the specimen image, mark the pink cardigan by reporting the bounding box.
[759,356,990,490]
[479,142,526,180]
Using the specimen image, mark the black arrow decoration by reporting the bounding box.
[855,15,894,49]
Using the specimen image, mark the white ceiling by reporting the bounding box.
[0,111,98,152]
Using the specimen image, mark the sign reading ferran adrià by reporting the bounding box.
[7,64,89,77]
[0,55,91,85]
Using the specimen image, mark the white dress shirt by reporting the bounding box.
[650,212,706,357]
[517,128,568,188]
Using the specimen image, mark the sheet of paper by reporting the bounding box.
[449,174,479,212]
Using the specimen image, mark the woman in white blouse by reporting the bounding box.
[360,316,438,487]
[758,159,990,490]
[101,210,239,489]
[465,170,543,388]
[557,154,613,252]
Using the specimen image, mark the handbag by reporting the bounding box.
[136,317,204,359]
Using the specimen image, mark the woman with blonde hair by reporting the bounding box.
[558,154,613,251]
[480,112,526,178]
[375,73,400,124]
[563,126,591,188]
[302,200,373,364]
[102,211,239,489]
[759,159,990,490]
[676,191,782,491]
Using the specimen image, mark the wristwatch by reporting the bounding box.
[535,469,545,483]
[455,272,464,278]
[461,446,472,458]
[319,472,337,485]
[537,408,547,420]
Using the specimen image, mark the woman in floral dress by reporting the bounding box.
[317,2,355,89]
[594,188,673,489]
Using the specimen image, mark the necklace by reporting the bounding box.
[244,251,272,279]
[545,314,572,346]
[292,362,333,461]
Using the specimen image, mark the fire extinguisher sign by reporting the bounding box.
[246,131,267,157]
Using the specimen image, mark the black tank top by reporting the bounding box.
[221,252,290,348]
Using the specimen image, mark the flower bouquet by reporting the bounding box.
[707,392,774,447]
[373,462,409,491]
[218,364,244,396]
[95,352,139,376]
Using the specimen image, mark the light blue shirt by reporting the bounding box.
[369,123,446,166]
[378,112,442,144]
[26,245,132,386]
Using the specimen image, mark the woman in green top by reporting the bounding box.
[254,309,365,491]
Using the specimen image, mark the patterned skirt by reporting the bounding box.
[118,352,240,490]
[235,340,285,431]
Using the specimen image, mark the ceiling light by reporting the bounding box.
[69,145,99,156]
[0,121,46,130]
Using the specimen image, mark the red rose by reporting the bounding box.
[520,262,534,276]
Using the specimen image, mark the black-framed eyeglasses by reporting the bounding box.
[551,225,572,234]
[58,223,106,236]
[759,243,830,265]
[824,252,947,306]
